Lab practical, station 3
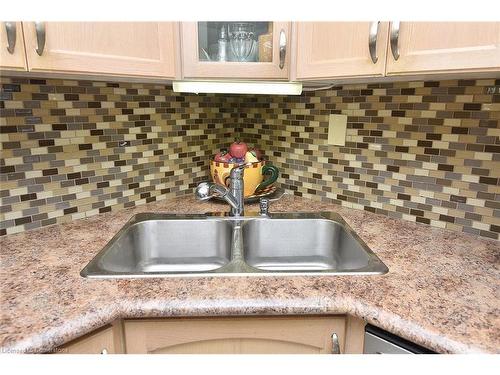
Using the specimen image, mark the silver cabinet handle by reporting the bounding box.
[331,332,341,354]
[34,22,46,56]
[5,22,16,54]
[368,21,380,64]
[390,21,400,61]
[279,29,286,69]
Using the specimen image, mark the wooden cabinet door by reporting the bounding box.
[58,323,124,354]
[0,22,27,71]
[294,22,389,80]
[22,22,179,79]
[181,22,290,80]
[124,316,364,354]
[386,22,500,75]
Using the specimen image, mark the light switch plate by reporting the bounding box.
[327,114,347,146]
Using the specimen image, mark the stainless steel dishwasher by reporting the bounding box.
[364,324,435,354]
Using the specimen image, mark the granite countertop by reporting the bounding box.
[0,194,499,354]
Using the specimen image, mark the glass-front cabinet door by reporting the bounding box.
[181,22,290,79]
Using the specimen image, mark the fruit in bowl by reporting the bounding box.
[213,141,255,165]
[229,140,248,159]
[244,151,259,163]
[210,141,279,197]
[249,147,263,160]
[214,149,232,163]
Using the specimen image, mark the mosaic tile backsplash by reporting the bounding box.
[1,76,499,240]
[239,78,500,240]
[0,76,238,235]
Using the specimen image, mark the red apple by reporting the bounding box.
[229,140,248,159]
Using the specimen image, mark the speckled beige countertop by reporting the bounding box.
[0,194,499,353]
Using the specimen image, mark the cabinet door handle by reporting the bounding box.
[390,21,400,61]
[368,21,380,64]
[5,22,16,54]
[34,22,46,56]
[331,332,341,354]
[279,29,286,69]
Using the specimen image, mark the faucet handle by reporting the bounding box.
[195,182,213,201]
[195,182,239,210]
[259,198,270,216]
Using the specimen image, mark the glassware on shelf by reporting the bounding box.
[217,24,228,62]
[228,22,257,62]
[197,22,271,63]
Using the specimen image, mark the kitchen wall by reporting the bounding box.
[1,76,499,240]
[0,76,238,235]
[239,78,500,240]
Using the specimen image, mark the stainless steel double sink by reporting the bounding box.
[81,212,388,278]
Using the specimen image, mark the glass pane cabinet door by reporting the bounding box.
[197,22,273,63]
[181,22,290,79]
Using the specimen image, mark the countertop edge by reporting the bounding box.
[2,294,485,354]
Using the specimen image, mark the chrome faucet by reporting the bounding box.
[195,162,258,216]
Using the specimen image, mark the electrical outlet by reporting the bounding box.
[327,114,347,146]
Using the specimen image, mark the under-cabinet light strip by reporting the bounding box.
[173,81,303,95]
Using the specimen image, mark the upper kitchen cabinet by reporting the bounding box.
[0,22,28,71]
[22,22,179,79]
[386,22,500,75]
[294,22,389,80]
[181,22,290,79]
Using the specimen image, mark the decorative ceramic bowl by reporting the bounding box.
[210,160,279,197]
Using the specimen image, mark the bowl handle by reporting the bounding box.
[255,165,279,192]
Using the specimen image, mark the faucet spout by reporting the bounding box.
[195,162,260,217]
[227,162,261,216]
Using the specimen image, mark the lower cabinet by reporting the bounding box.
[58,322,124,354]
[57,315,365,354]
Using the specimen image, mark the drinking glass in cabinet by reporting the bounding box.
[197,22,273,63]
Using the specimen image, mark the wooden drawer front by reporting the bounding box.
[124,316,359,354]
